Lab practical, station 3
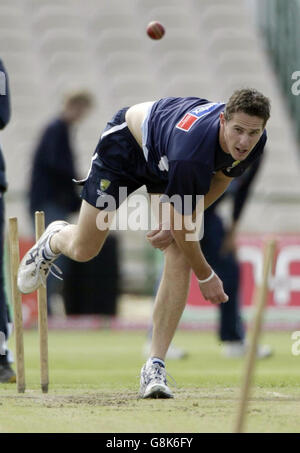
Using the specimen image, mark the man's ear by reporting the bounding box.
[219,112,225,126]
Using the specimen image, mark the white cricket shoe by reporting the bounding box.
[139,359,174,399]
[222,341,273,359]
[17,220,68,294]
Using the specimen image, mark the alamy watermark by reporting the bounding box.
[291,71,300,95]
[95,188,205,241]
[291,331,300,356]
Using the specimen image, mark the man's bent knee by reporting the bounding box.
[71,244,100,262]
[164,242,190,272]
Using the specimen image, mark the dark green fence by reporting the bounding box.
[257,0,300,143]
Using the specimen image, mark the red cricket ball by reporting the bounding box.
[146,21,165,40]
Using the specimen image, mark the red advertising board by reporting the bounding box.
[188,234,300,309]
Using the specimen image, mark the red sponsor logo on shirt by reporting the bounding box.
[176,113,198,131]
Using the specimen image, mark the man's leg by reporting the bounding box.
[151,242,191,360]
[140,242,191,399]
[0,195,8,340]
[18,200,115,294]
[50,200,113,261]
[218,252,245,343]
[202,211,271,358]
[143,270,188,360]
[218,250,272,358]
[201,211,244,342]
[0,194,16,383]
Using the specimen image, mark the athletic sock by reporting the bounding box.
[149,357,165,368]
[43,234,60,260]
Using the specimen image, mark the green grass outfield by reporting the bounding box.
[0,330,299,433]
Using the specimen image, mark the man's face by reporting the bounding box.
[66,102,91,123]
[220,111,265,161]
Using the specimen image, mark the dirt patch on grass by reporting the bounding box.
[0,390,139,408]
[0,388,222,411]
[1,387,299,410]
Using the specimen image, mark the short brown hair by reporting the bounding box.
[224,88,271,127]
[64,90,93,108]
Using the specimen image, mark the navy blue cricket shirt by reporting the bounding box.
[142,97,267,214]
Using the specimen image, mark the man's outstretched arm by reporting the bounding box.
[147,171,232,304]
[169,203,228,305]
[204,170,233,210]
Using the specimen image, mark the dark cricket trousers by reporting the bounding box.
[0,193,10,359]
[201,208,245,342]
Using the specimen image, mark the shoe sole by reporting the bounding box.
[142,384,174,399]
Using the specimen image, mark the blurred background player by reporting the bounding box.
[28,91,93,313]
[0,57,15,383]
[145,154,272,360]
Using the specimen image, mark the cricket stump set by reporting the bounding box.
[8,210,276,432]
[8,211,49,394]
